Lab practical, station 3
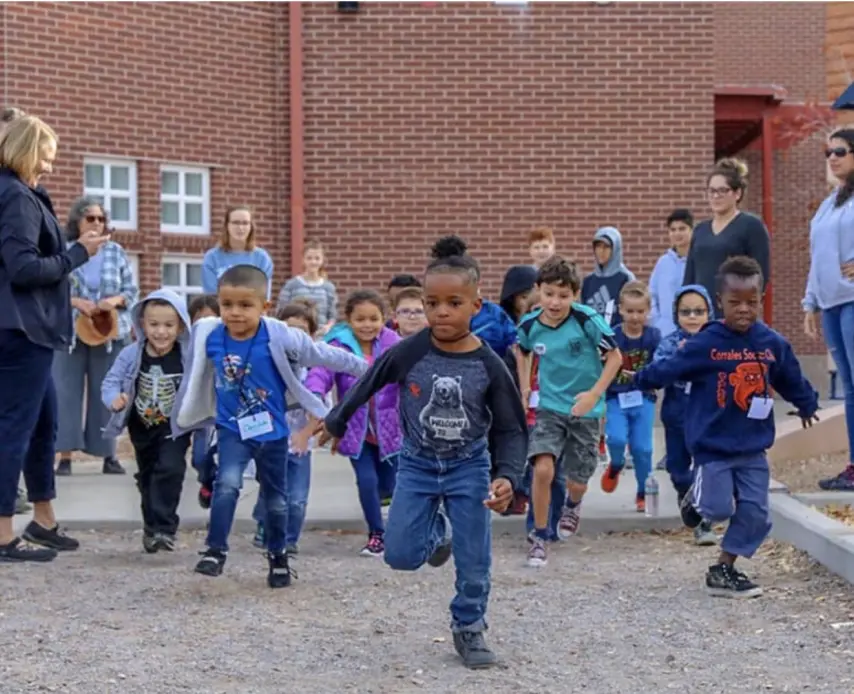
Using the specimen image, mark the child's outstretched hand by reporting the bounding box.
[571,390,599,418]
[801,412,820,429]
[111,393,129,412]
[484,478,513,513]
[313,421,340,454]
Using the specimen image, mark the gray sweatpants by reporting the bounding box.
[53,341,123,458]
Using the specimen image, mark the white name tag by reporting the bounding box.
[238,411,274,440]
[747,396,774,420]
[684,382,692,395]
[618,390,643,409]
[528,390,539,408]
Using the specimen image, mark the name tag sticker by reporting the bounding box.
[238,412,274,440]
[684,382,692,395]
[618,390,643,409]
[747,397,774,420]
[528,390,539,408]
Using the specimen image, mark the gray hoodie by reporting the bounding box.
[580,226,635,325]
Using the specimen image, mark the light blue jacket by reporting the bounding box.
[201,246,274,297]
[100,288,192,438]
[170,315,368,438]
[803,189,854,312]
[649,248,687,336]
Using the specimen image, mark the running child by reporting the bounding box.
[392,286,428,338]
[581,226,635,327]
[171,264,367,588]
[101,289,192,553]
[520,257,622,568]
[632,256,819,597]
[652,284,717,546]
[600,282,661,513]
[318,236,526,669]
[305,289,402,557]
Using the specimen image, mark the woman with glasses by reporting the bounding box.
[805,130,854,491]
[201,205,273,297]
[683,158,771,307]
[54,196,138,476]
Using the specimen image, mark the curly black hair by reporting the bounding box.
[425,235,480,285]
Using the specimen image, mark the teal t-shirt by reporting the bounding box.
[517,304,616,419]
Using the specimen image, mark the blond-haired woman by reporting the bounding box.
[201,205,273,297]
[0,115,106,562]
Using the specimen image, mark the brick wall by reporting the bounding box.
[828,3,854,123]
[0,1,290,292]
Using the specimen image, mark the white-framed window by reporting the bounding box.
[83,158,138,231]
[161,255,204,302]
[126,253,140,288]
[160,165,211,235]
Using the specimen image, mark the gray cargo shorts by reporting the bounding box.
[528,408,600,485]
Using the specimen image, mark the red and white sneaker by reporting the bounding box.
[557,503,581,539]
[360,531,385,558]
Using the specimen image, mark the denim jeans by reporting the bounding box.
[823,302,854,463]
[207,428,289,553]
[191,426,214,473]
[350,442,397,534]
[384,446,492,633]
[605,398,655,495]
[252,451,312,546]
[0,330,57,517]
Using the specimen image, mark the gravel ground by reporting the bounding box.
[770,452,849,493]
[2,529,854,694]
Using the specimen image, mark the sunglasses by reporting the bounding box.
[825,146,852,159]
[678,308,708,317]
[85,215,106,224]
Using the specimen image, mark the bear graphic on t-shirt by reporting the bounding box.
[419,375,470,449]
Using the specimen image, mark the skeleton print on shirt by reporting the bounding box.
[134,348,183,428]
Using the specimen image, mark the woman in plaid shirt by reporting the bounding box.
[54,196,138,476]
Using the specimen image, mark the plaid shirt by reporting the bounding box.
[68,240,139,350]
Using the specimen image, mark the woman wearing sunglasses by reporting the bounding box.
[53,196,138,477]
[805,130,854,491]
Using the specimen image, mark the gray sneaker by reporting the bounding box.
[286,543,299,555]
[427,508,452,568]
[527,536,548,568]
[693,521,718,546]
[453,631,497,669]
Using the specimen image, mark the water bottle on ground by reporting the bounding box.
[644,474,659,518]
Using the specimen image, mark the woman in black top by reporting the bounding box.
[683,158,771,306]
[0,115,106,562]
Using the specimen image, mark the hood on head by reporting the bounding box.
[500,265,537,317]
[131,288,193,348]
[672,284,715,326]
[592,226,625,276]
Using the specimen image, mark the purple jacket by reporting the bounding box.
[305,325,402,460]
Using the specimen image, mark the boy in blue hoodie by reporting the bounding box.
[101,288,192,553]
[581,226,635,327]
[632,256,819,598]
[649,209,694,337]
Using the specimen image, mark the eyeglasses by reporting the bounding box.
[707,187,733,198]
[825,146,852,159]
[396,308,425,318]
[678,308,708,317]
[85,215,105,224]
[228,220,252,227]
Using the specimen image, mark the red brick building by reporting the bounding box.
[0,1,830,358]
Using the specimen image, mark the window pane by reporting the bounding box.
[186,263,203,288]
[162,263,180,286]
[84,164,104,189]
[109,197,130,223]
[184,202,203,227]
[161,201,180,225]
[110,166,130,191]
[185,173,203,197]
[161,170,180,195]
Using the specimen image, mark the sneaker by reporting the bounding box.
[102,457,126,475]
[194,549,227,576]
[818,465,854,491]
[527,536,548,568]
[197,485,212,510]
[253,523,265,549]
[706,563,762,598]
[142,533,158,554]
[22,521,79,551]
[55,458,72,476]
[453,631,497,670]
[154,533,176,552]
[635,494,646,514]
[600,464,621,493]
[380,496,392,508]
[15,488,31,515]
[0,537,57,563]
[286,543,300,555]
[679,488,703,529]
[557,503,581,539]
[360,531,384,557]
[267,551,297,588]
[427,509,452,568]
[693,521,718,546]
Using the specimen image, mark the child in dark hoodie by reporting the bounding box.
[632,257,819,598]
[652,283,718,546]
[581,226,635,327]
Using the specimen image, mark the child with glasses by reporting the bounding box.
[392,286,428,338]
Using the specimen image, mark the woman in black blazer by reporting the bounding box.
[0,115,106,562]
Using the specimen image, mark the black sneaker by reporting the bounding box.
[267,551,297,588]
[427,508,452,568]
[55,458,72,476]
[679,488,703,529]
[154,533,176,552]
[0,537,57,563]
[102,457,126,475]
[452,631,498,669]
[142,533,158,554]
[22,521,79,551]
[198,485,213,510]
[706,563,763,599]
[194,549,227,576]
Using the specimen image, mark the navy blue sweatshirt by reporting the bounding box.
[0,168,89,349]
[632,320,818,465]
[607,324,661,403]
